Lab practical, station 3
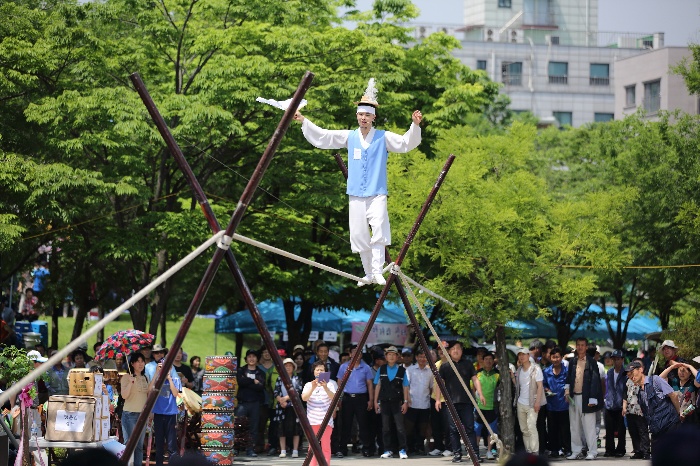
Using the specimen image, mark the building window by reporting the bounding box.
[548,61,568,84]
[499,0,512,7]
[590,64,610,86]
[553,111,573,127]
[625,85,636,108]
[594,113,614,123]
[643,80,661,113]
[477,60,487,71]
[502,62,522,86]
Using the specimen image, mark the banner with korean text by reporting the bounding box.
[351,322,408,345]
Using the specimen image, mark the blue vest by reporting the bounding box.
[640,375,680,435]
[346,128,388,197]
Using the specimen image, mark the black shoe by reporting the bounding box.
[335,452,344,458]
[362,451,371,458]
[615,452,626,457]
[267,448,278,456]
[630,452,644,459]
[452,454,463,463]
[643,454,651,460]
[603,452,615,457]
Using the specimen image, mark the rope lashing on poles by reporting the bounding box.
[390,263,505,457]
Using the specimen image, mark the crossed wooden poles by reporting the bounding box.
[123,71,477,466]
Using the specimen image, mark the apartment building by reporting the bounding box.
[410,0,666,127]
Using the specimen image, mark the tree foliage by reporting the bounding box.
[1,0,506,345]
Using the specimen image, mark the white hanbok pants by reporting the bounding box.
[348,195,390,252]
[349,195,390,276]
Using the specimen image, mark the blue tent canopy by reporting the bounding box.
[214,298,412,334]
[586,304,661,340]
[498,305,662,341]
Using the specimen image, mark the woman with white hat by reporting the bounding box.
[274,357,304,458]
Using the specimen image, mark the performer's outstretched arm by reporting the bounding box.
[385,110,423,153]
[295,111,349,150]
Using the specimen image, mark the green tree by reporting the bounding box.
[2,0,507,347]
[672,43,700,94]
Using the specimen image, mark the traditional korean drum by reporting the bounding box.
[201,411,235,430]
[202,374,237,392]
[199,430,234,449]
[201,392,237,411]
[205,356,237,374]
[202,449,234,465]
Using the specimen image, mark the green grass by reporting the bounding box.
[49,315,251,360]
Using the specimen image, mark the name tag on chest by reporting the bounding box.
[353,148,362,160]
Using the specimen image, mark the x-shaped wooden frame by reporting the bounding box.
[123,71,475,466]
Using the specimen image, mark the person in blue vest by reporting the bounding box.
[373,345,410,459]
[626,359,682,450]
[294,78,422,286]
[603,350,627,457]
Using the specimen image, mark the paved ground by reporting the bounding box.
[238,434,652,465]
[240,453,651,465]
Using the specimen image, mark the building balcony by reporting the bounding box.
[589,77,610,86]
[548,75,568,85]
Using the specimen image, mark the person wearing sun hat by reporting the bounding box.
[294,79,423,287]
[273,357,304,458]
[654,339,690,388]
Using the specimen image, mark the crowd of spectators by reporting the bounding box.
[234,337,700,463]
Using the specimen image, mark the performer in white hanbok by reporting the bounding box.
[294,79,423,286]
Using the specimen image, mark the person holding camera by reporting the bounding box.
[302,360,338,466]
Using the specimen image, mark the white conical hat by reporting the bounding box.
[354,78,379,107]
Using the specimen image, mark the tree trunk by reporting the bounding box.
[129,260,151,331]
[283,298,314,349]
[555,324,572,351]
[97,306,105,342]
[495,324,514,456]
[148,249,172,344]
[51,308,59,349]
[160,304,167,347]
[71,266,92,341]
[235,333,243,361]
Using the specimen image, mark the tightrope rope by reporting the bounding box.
[232,233,372,285]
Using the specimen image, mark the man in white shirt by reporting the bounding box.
[513,348,544,454]
[294,78,422,286]
[405,349,433,454]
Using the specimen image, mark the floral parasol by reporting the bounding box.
[95,329,155,361]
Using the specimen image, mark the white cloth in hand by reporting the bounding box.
[256,97,307,111]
